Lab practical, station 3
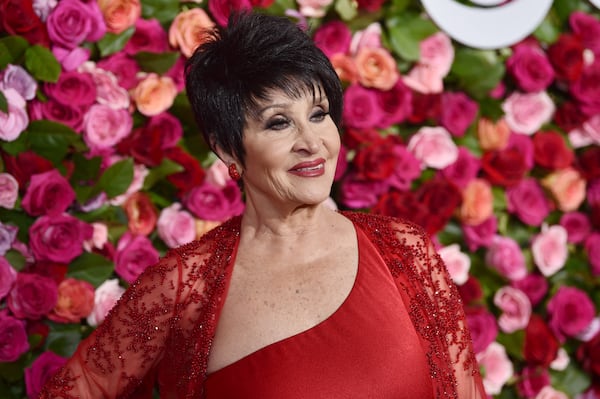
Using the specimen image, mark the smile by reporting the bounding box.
[289,159,326,177]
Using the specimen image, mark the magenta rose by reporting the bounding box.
[441,147,481,189]
[340,173,387,209]
[375,80,412,129]
[386,145,421,191]
[115,232,160,283]
[52,46,91,72]
[29,214,93,263]
[570,62,600,117]
[46,0,106,49]
[506,42,555,92]
[465,306,498,354]
[313,20,352,57]
[21,169,76,216]
[96,52,140,90]
[570,11,600,56]
[185,180,245,221]
[342,84,384,129]
[43,70,96,108]
[517,366,550,398]
[462,216,497,252]
[512,273,548,307]
[506,178,551,226]
[25,351,68,399]
[547,286,596,341]
[560,212,592,244]
[208,0,252,26]
[29,98,86,132]
[7,272,58,319]
[124,18,169,55]
[485,235,526,281]
[585,233,600,276]
[0,223,17,256]
[438,91,479,137]
[0,256,16,300]
[148,112,183,149]
[0,314,29,362]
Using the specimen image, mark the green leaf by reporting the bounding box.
[26,120,83,165]
[450,48,506,100]
[386,14,437,61]
[67,252,115,288]
[134,51,180,74]
[141,0,181,26]
[70,153,103,187]
[334,0,358,21]
[46,323,83,357]
[496,330,525,361]
[97,27,135,57]
[95,158,134,199]
[0,208,35,243]
[0,36,29,69]
[551,363,591,397]
[24,45,61,83]
[4,249,27,271]
[143,158,184,190]
[533,14,561,44]
[0,91,7,114]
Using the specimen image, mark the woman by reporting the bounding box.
[41,12,486,399]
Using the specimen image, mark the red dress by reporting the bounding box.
[203,227,434,398]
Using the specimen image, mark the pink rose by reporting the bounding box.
[184,180,245,222]
[96,52,140,90]
[209,0,252,25]
[124,17,168,55]
[585,233,600,276]
[506,178,551,226]
[508,132,535,169]
[403,64,444,94]
[1,64,37,100]
[531,225,568,277]
[0,88,28,142]
[83,222,108,252]
[407,126,458,170]
[502,91,555,135]
[97,0,141,34]
[386,145,421,191]
[168,8,215,58]
[462,216,497,252]
[0,223,17,256]
[21,169,76,216]
[0,314,29,362]
[465,306,498,354]
[419,32,454,77]
[86,279,125,327]
[342,84,383,129]
[350,22,382,54]
[83,104,133,149]
[547,286,596,341]
[438,91,479,137]
[512,273,548,307]
[441,147,480,189]
[7,272,58,319]
[476,342,514,395]
[542,167,586,212]
[52,46,91,72]
[559,212,591,244]
[79,62,130,109]
[205,159,231,188]
[438,244,470,285]
[494,286,532,333]
[157,203,196,248]
[25,351,68,399]
[49,278,95,323]
[486,235,527,281]
[340,174,386,209]
[115,232,159,283]
[43,70,96,108]
[313,20,352,58]
[0,256,16,300]
[46,0,106,49]
[296,0,332,17]
[0,172,19,209]
[507,43,555,92]
[29,214,93,263]
[535,386,569,399]
[131,73,177,116]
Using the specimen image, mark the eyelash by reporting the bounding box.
[265,108,329,131]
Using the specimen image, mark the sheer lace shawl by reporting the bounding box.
[40,212,484,399]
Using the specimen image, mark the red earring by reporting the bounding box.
[228,163,241,181]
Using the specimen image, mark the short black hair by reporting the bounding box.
[185,11,343,165]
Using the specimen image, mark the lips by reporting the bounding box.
[289,158,326,177]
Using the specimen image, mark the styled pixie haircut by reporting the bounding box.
[185,11,343,165]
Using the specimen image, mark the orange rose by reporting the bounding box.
[124,192,158,235]
[196,219,221,238]
[49,278,95,323]
[331,53,359,84]
[478,117,510,151]
[458,178,494,226]
[98,0,141,34]
[354,47,399,90]
[542,167,586,212]
[131,73,177,116]
[169,8,215,58]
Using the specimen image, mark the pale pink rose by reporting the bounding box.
[581,114,600,145]
[205,159,231,188]
[458,178,493,226]
[354,47,399,91]
[549,348,570,371]
[98,0,141,34]
[157,203,196,248]
[542,167,586,212]
[109,162,149,206]
[577,317,600,342]
[407,126,458,170]
[0,88,29,142]
[83,222,108,252]
[486,235,527,281]
[79,62,130,109]
[536,386,569,399]
[494,286,532,333]
[0,257,17,300]
[86,279,125,327]
[531,225,568,277]
[297,0,333,17]
[403,64,444,94]
[0,173,18,209]
[476,342,514,395]
[437,244,470,285]
[502,91,555,135]
[32,0,57,22]
[420,32,454,78]
[83,104,133,149]
[168,8,215,58]
[131,73,177,116]
[1,64,37,100]
[350,22,382,55]
[0,223,17,256]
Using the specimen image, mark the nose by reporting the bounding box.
[293,122,320,154]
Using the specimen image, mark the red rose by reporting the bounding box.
[29,214,93,263]
[0,0,49,46]
[117,125,164,167]
[408,92,441,124]
[481,147,528,187]
[342,127,381,150]
[124,192,158,236]
[1,150,54,191]
[577,331,600,379]
[27,261,68,285]
[373,190,444,235]
[523,315,559,367]
[533,130,574,170]
[7,273,58,320]
[164,147,206,196]
[353,137,398,181]
[554,101,588,132]
[570,62,600,117]
[418,178,462,222]
[547,34,585,82]
[356,0,386,12]
[457,276,483,305]
[376,80,413,129]
[577,147,600,180]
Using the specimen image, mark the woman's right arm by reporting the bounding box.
[39,251,185,399]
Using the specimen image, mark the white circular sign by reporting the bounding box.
[590,0,600,8]
[420,0,554,49]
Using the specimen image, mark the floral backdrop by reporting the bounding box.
[0,0,599,397]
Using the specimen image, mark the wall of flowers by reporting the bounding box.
[0,0,599,397]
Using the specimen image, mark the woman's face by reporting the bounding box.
[240,86,340,211]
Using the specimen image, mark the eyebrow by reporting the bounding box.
[257,96,328,117]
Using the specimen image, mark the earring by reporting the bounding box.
[228,163,241,181]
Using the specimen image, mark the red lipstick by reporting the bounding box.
[289,158,326,177]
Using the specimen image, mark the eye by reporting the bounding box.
[265,116,290,131]
[310,107,329,122]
